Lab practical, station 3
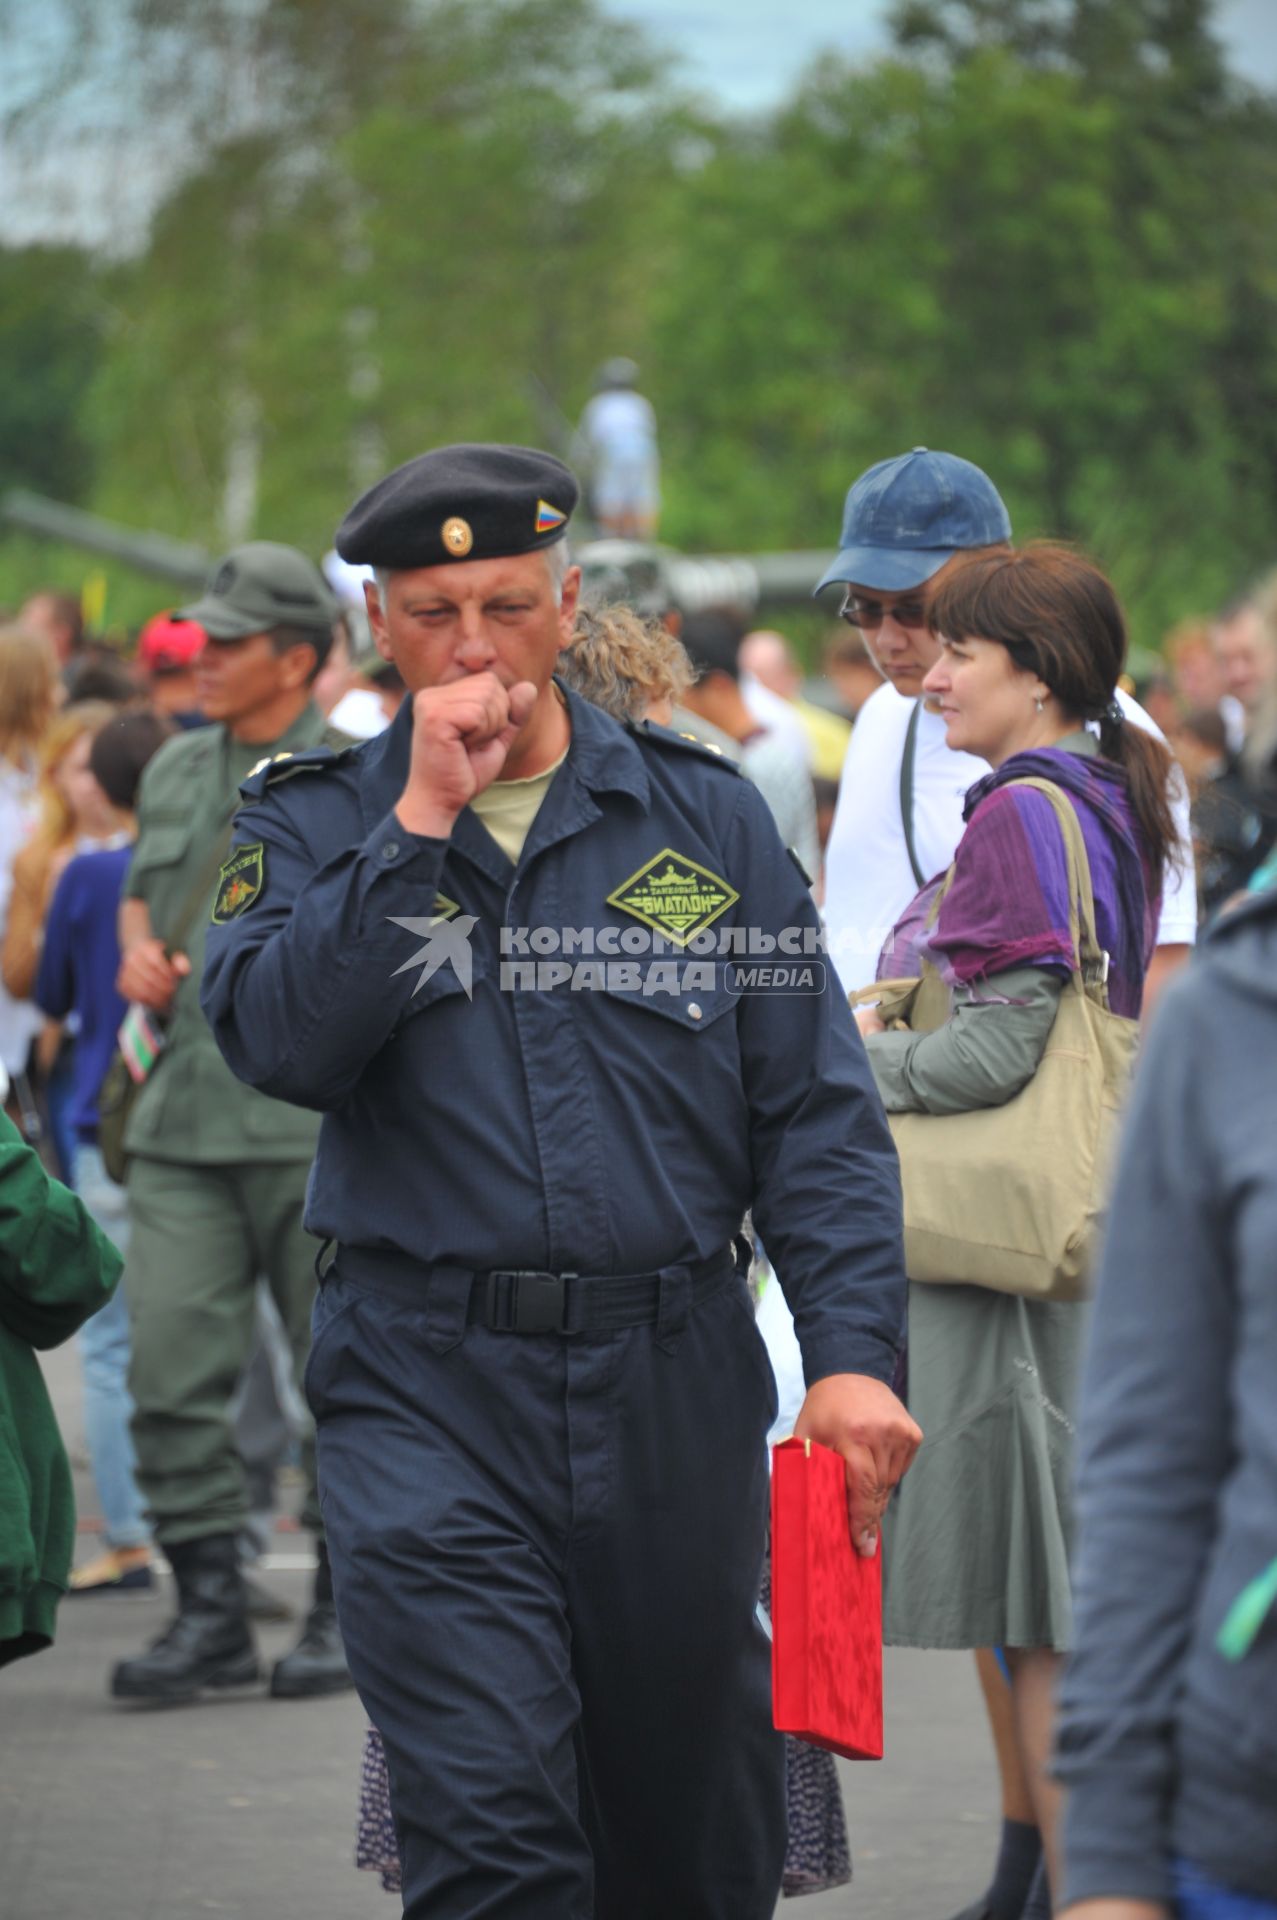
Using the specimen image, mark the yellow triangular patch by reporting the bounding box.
[606,848,739,948]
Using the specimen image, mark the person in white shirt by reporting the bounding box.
[739,662,812,771]
[0,629,59,1091]
[819,450,1195,1012]
[813,448,1195,1920]
[576,359,661,540]
[679,608,822,886]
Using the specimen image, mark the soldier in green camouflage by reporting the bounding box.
[110,543,354,1706]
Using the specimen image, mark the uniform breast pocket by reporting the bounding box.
[134,820,196,884]
[595,954,737,1037]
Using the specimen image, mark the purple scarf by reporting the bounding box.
[883,745,1159,1020]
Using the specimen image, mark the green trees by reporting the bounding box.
[50,0,683,576]
[2,0,1276,647]
[0,246,101,504]
[652,0,1277,640]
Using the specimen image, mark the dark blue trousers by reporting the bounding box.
[307,1260,786,1920]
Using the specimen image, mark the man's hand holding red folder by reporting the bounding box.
[794,1374,922,1558]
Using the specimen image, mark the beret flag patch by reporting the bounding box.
[535,499,567,535]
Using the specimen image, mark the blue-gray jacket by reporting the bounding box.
[201,687,904,1387]
[1057,889,1277,1905]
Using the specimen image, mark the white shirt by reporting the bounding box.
[329,686,390,740]
[823,683,1197,994]
[739,673,812,769]
[578,389,657,462]
[756,1262,807,1450]
[0,758,45,1075]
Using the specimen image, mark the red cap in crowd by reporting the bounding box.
[137,611,206,671]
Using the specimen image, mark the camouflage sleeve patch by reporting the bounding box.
[211,843,264,922]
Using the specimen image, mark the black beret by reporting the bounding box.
[335,443,580,569]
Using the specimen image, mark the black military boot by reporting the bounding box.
[269,1541,354,1699]
[111,1533,260,1703]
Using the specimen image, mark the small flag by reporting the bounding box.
[535,499,567,535]
[118,1002,168,1085]
[82,570,108,632]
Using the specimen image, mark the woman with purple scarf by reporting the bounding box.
[854,545,1178,1916]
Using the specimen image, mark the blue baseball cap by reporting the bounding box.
[815,447,1011,594]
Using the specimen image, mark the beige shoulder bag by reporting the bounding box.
[857,778,1140,1301]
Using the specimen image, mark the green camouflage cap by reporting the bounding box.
[179,541,341,642]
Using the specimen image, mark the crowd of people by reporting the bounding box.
[0,438,1273,1920]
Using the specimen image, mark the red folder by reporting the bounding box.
[770,1436,883,1760]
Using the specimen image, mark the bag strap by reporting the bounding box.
[917,776,1111,1006]
[1003,777,1110,1004]
[899,700,926,890]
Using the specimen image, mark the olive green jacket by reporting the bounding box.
[0,1111,122,1665]
[123,706,336,1164]
[865,964,1063,1114]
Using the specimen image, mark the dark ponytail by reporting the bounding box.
[1096,704,1181,888]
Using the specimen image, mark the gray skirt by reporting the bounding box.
[882,1280,1086,1653]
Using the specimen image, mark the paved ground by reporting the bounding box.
[0,1346,998,1920]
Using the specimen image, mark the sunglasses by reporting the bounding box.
[839,593,930,632]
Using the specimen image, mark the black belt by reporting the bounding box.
[327,1243,740,1335]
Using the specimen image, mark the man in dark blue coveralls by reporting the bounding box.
[202,444,921,1920]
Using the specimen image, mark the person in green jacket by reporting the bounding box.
[110,542,354,1706]
[0,1104,123,1667]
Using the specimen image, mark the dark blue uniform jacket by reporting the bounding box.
[201,686,904,1387]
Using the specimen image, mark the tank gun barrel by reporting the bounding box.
[2,490,211,590]
[4,491,830,611]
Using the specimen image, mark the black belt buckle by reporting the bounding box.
[486,1269,569,1333]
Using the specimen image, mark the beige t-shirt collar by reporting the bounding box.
[469,744,570,866]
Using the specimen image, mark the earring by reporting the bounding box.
[1034,696,1045,714]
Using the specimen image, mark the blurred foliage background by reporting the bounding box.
[2,0,1276,655]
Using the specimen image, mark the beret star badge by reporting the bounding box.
[442,516,474,557]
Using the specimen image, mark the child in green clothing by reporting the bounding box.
[0,1103,123,1666]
